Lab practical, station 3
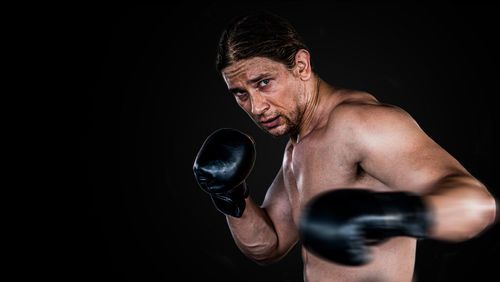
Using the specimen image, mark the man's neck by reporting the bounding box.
[291,77,342,144]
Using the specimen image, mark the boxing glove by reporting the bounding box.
[298,189,432,266]
[193,128,256,217]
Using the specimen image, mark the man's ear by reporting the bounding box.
[294,49,312,81]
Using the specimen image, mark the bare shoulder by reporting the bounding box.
[324,90,422,150]
[327,90,417,133]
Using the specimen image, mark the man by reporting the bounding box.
[193,12,497,281]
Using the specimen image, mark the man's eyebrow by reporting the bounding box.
[228,87,246,94]
[227,73,272,94]
[247,73,272,84]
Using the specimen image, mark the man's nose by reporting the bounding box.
[251,91,270,116]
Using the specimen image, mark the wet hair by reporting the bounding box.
[216,11,312,73]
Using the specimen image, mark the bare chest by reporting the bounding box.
[282,138,386,224]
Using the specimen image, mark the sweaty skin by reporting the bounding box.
[221,52,496,282]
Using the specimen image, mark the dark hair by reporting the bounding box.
[216,12,311,73]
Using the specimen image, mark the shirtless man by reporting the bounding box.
[193,12,497,281]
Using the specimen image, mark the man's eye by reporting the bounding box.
[259,79,270,87]
[234,91,248,100]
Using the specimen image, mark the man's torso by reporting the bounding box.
[282,91,416,282]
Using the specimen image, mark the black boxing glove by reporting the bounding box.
[298,189,432,266]
[193,128,256,217]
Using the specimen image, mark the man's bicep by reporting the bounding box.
[357,107,467,193]
[261,167,298,252]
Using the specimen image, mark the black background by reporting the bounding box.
[68,2,499,281]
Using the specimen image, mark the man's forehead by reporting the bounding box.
[222,57,281,84]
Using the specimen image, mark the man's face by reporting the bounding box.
[222,57,305,136]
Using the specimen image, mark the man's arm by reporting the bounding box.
[350,104,496,241]
[193,129,297,264]
[227,167,299,265]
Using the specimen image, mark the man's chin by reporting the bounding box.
[261,124,290,137]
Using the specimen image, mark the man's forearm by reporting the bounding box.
[226,197,280,264]
[424,174,496,241]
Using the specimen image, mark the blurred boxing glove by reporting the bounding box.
[299,189,432,265]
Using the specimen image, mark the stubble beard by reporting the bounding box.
[254,86,307,137]
[258,106,302,137]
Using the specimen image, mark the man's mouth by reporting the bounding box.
[260,116,280,128]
